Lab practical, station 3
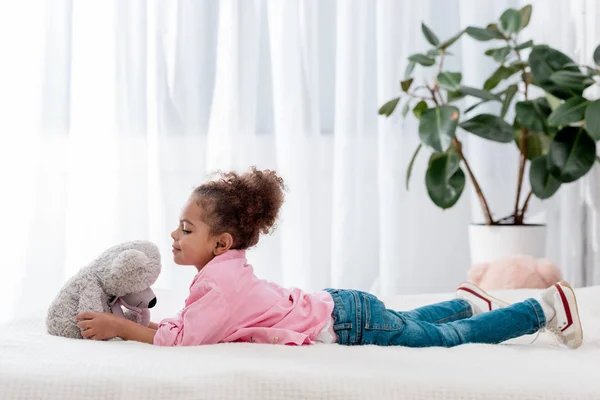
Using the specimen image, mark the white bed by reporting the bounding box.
[1,286,600,400]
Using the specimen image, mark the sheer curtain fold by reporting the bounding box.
[1,0,599,323]
[331,0,379,290]
[267,0,328,290]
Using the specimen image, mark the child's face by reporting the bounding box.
[171,197,217,270]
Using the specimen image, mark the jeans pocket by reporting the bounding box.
[362,293,403,331]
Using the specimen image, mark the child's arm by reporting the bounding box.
[148,321,159,330]
[76,312,156,344]
[118,319,157,344]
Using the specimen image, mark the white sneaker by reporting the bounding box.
[456,282,510,315]
[540,281,583,349]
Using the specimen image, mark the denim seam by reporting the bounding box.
[526,298,546,329]
[327,289,349,345]
[434,310,470,324]
[455,299,474,317]
[352,290,362,345]
[363,294,403,331]
[363,294,371,330]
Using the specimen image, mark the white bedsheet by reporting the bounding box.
[1,287,600,400]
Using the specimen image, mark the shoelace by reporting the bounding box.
[527,320,564,346]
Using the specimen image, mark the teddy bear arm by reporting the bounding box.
[77,283,105,316]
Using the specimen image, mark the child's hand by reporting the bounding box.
[76,312,124,340]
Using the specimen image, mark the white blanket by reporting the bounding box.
[1,287,600,400]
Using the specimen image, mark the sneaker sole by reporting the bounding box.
[457,282,511,311]
[557,281,584,349]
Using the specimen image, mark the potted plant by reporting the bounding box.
[379,4,600,263]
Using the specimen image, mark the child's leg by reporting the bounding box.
[403,283,510,323]
[328,289,542,347]
[328,283,581,349]
[385,299,545,347]
[363,282,582,348]
[402,300,472,324]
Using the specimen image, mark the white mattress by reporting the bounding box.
[1,286,600,400]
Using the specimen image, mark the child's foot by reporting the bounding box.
[456,282,510,315]
[538,281,583,349]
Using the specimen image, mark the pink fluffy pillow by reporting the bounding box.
[467,255,562,290]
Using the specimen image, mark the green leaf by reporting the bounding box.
[447,90,465,103]
[413,100,428,119]
[545,92,562,111]
[515,98,552,133]
[459,85,501,102]
[486,24,501,33]
[425,152,466,209]
[408,54,435,67]
[548,97,589,126]
[549,70,595,91]
[515,40,534,50]
[530,155,561,199]
[548,126,596,183]
[509,60,529,69]
[401,78,413,92]
[529,45,581,99]
[404,61,416,79]
[426,49,454,58]
[406,144,422,190]
[401,100,411,118]
[484,65,520,91]
[464,99,488,114]
[500,9,522,35]
[379,97,400,117]
[501,84,518,118]
[514,125,551,160]
[421,23,440,46]
[594,45,600,66]
[465,26,504,41]
[418,106,460,152]
[459,114,514,143]
[562,62,595,72]
[519,5,533,31]
[437,72,462,91]
[484,46,513,63]
[584,100,600,140]
[438,30,464,50]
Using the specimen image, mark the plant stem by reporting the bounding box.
[514,126,528,224]
[438,50,446,74]
[428,86,440,106]
[435,49,494,224]
[407,92,435,102]
[512,44,530,224]
[452,138,495,225]
[520,190,533,221]
[432,50,447,105]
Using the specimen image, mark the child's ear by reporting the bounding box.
[214,232,233,255]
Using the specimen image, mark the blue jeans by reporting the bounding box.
[324,288,547,347]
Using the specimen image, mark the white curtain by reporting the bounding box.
[1,0,599,324]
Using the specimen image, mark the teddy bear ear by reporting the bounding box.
[467,262,489,284]
[104,249,153,296]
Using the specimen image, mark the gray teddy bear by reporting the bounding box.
[46,240,162,339]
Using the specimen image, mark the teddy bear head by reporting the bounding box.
[92,240,162,297]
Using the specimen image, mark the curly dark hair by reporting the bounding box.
[193,167,286,249]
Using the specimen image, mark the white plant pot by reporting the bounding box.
[469,224,547,265]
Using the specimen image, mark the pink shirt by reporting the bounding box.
[153,250,334,346]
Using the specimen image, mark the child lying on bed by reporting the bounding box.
[76,168,583,349]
